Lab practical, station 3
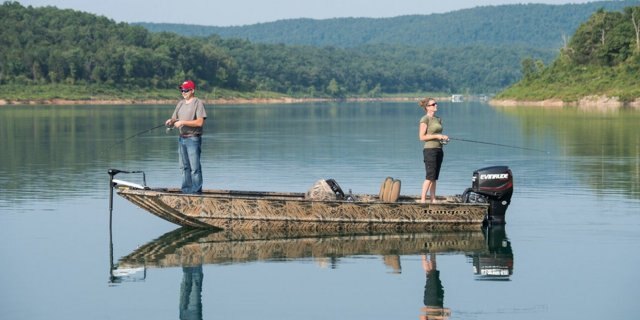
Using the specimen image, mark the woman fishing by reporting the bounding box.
[418,98,448,204]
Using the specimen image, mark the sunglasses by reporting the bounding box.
[428,103,438,107]
[180,89,191,93]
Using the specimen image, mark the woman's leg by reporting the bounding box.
[429,180,437,203]
[421,179,432,203]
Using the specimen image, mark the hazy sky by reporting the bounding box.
[19,0,600,26]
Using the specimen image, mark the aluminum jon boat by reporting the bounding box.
[109,166,513,232]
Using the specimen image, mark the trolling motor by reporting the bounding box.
[108,169,149,211]
[462,166,513,225]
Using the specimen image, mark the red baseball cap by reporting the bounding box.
[178,80,196,90]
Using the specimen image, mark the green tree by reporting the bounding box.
[626,6,640,52]
[326,78,343,97]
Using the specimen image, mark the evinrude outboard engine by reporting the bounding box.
[463,166,513,225]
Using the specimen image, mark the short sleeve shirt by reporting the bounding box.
[420,115,443,149]
[172,98,207,136]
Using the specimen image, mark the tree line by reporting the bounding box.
[138,1,638,49]
[0,1,601,98]
[0,2,238,92]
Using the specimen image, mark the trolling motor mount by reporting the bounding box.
[108,169,148,189]
[463,166,513,225]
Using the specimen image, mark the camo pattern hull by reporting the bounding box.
[116,187,488,231]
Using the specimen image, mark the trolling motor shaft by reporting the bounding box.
[109,169,149,211]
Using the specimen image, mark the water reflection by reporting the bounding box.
[469,225,513,281]
[421,254,451,320]
[180,266,203,320]
[3,103,637,206]
[494,106,640,199]
[111,226,513,319]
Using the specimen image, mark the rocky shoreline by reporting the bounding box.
[2,95,639,108]
[489,95,640,109]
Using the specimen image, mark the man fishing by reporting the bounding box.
[165,80,208,194]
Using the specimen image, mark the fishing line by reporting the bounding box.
[106,123,168,150]
[446,137,549,153]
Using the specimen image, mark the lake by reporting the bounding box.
[1,101,638,320]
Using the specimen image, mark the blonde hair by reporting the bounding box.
[418,97,435,108]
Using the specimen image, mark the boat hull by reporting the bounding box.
[116,187,489,231]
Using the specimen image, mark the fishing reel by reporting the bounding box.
[440,138,450,145]
[165,119,177,133]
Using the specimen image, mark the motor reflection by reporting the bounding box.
[469,225,513,281]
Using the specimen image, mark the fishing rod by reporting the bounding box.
[444,137,549,153]
[107,123,169,149]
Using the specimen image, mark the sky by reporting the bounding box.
[18,0,600,26]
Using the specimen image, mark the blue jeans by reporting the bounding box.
[178,136,202,194]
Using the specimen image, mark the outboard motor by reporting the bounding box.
[463,166,513,225]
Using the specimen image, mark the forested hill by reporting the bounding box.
[2,1,637,101]
[136,1,639,48]
[0,1,556,97]
[496,6,640,102]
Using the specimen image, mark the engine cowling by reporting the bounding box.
[464,166,513,224]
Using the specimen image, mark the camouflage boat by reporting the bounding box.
[109,166,513,232]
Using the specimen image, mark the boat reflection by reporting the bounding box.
[115,228,490,269]
[111,227,513,320]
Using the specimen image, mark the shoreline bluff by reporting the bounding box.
[490,96,640,109]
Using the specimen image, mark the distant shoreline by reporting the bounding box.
[490,96,640,109]
[0,96,429,106]
[2,95,639,108]
[0,97,322,106]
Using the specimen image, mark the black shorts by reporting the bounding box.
[423,148,444,180]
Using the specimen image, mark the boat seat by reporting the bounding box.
[379,177,393,200]
[379,177,401,202]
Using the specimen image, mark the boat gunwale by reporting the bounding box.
[116,187,490,207]
[115,184,490,230]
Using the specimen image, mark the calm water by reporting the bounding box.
[0,101,638,320]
